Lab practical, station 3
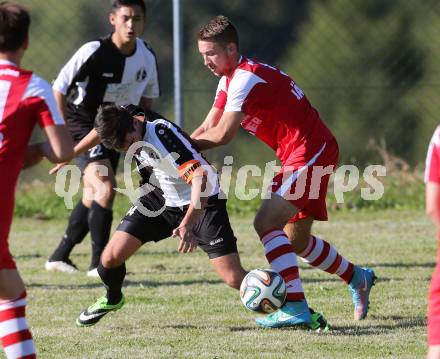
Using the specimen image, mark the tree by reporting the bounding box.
[280,0,428,165]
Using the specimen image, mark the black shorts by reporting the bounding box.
[117,191,238,259]
[75,143,120,173]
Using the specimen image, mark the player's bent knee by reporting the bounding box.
[222,268,247,290]
[99,182,116,202]
[101,255,123,268]
[101,250,123,268]
[223,274,244,290]
[253,215,274,237]
[253,205,286,235]
[289,234,310,253]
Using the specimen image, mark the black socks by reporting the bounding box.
[88,201,113,270]
[98,262,126,304]
[49,201,113,270]
[49,201,89,261]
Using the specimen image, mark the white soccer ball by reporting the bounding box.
[239,269,287,313]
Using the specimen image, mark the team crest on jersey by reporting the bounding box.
[148,150,160,160]
[136,67,147,82]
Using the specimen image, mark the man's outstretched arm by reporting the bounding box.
[191,110,244,151]
[48,128,100,174]
[191,107,224,139]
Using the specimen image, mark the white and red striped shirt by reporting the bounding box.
[213,57,335,165]
[425,125,440,184]
[0,60,64,186]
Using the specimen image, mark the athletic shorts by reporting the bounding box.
[270,139,339,223]
[428,247,440,345]
[75,143,120,173]
[117,190,238,259]
[0,188,16,269]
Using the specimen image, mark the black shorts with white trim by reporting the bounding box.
[117,191,238,259]
[75,143,120,173]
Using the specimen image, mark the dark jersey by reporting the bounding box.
[53,35,160,141]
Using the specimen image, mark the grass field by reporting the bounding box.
[4,209,436,358]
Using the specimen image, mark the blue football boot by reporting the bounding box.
[255,300,311,329]
[348,266,377,320]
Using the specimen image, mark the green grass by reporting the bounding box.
[5,209,435,358]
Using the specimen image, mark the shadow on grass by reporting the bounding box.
[329,316,426,336]
[300,262,436,271]
[27,282,103,290]
[300,276,400,284]
[68,250,182,258]
[228,316,426,335]
[27,278,223,290]
[14,253,43,260]
[124,278,223,287]
[161,324,199,329]
[371,262,436,269]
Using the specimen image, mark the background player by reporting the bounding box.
[191,15,376,328]
[0,2,74,358]
[45,0,160,277]
[425,125,440,359]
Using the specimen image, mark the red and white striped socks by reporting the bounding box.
[261,230,305,301]
[299,235,354,283]
[0,292,36,359]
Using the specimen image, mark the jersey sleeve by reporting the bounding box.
[425,126,440,184]
[224,69,266,113]
[141,42,161,99]
[52,41,100,95]
[22,74,65,127]
[213,76,227,110]
[153,121,202,184]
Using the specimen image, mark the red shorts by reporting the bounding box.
[429,253,440,345]
[0,189,16,269]
[270,139,339,223]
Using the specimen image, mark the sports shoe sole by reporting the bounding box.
[76,319,97,327]
[86,268,99,278]
[76,298,125,327]
[256,308,330,332]
[355,271,378,320]
[45,261,78,273]
[76,308,122,327]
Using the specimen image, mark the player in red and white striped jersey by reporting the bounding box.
[425,126,440,358]
[0,3,73,358]
[192,15,376,328]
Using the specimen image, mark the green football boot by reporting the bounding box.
[309,308,330,332]
[76,295,125,327]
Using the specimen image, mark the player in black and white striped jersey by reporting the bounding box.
[46,0,160,277]
[64,104,248,326]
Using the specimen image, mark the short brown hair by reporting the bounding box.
[94,105,135,151]
[112,0,146,16]
[0,2,30,52]
[198,15,239,49]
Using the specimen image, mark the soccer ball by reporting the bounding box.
[239,269,287,313]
